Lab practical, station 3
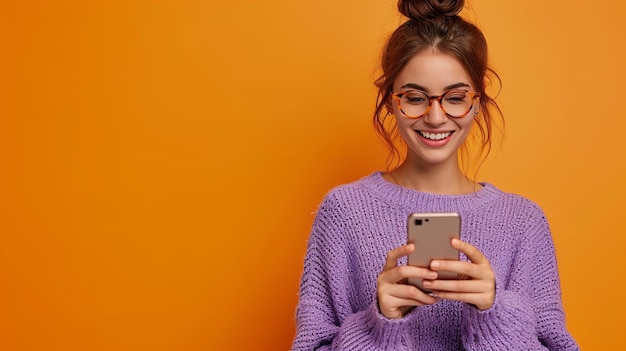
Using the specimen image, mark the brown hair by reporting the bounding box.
[374,0,503,172]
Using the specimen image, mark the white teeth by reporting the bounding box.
[418,131,451,140]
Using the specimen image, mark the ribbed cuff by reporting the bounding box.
[367,302,413,350]
[461,290,538,350]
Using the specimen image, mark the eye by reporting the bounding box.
[444,90,468,104]
[402,91,428,105]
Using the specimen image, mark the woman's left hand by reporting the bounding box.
[422,238,495,311]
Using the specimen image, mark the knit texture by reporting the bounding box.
[292,172,579,351]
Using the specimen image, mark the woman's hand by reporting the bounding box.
[422,238,495,311]
[377,243,439,319]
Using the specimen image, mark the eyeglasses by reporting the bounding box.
[390,89,480,119]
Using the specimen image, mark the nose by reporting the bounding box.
[423,100,447,126]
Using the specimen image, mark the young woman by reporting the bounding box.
[291,0,579,350]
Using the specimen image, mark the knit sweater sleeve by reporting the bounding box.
[291,192,413,351]
[461,203,579,351]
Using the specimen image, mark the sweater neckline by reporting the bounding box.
[364,172,501,211]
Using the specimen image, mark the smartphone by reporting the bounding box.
[406,212,461,293]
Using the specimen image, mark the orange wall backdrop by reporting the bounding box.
[1,1,624,350]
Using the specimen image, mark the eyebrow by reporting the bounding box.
[399,82,471,92]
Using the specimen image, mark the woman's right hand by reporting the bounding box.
[377,243,439,319]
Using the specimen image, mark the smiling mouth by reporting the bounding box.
[417,131,453,141]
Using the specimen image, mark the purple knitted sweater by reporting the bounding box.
[292,172,579,351]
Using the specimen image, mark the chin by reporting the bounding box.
[407,149,458,166]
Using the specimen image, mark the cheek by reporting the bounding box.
[460,117,474,129]
[395,117,419,143]
[394,115,416,130]
[455,118,475,139]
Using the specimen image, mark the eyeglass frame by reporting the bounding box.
[390,89,480,119]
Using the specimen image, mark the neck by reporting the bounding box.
[386,155,477,195]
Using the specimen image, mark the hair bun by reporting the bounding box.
[398,0,464,21]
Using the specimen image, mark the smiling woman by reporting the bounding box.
[291,0,579,349]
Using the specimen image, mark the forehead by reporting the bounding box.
[394,50,473,92]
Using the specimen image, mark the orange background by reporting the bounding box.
[1,1,624,350]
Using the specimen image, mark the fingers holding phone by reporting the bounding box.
[425,238,496,311]
[377,243,439,319]
[405,213,495,311]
